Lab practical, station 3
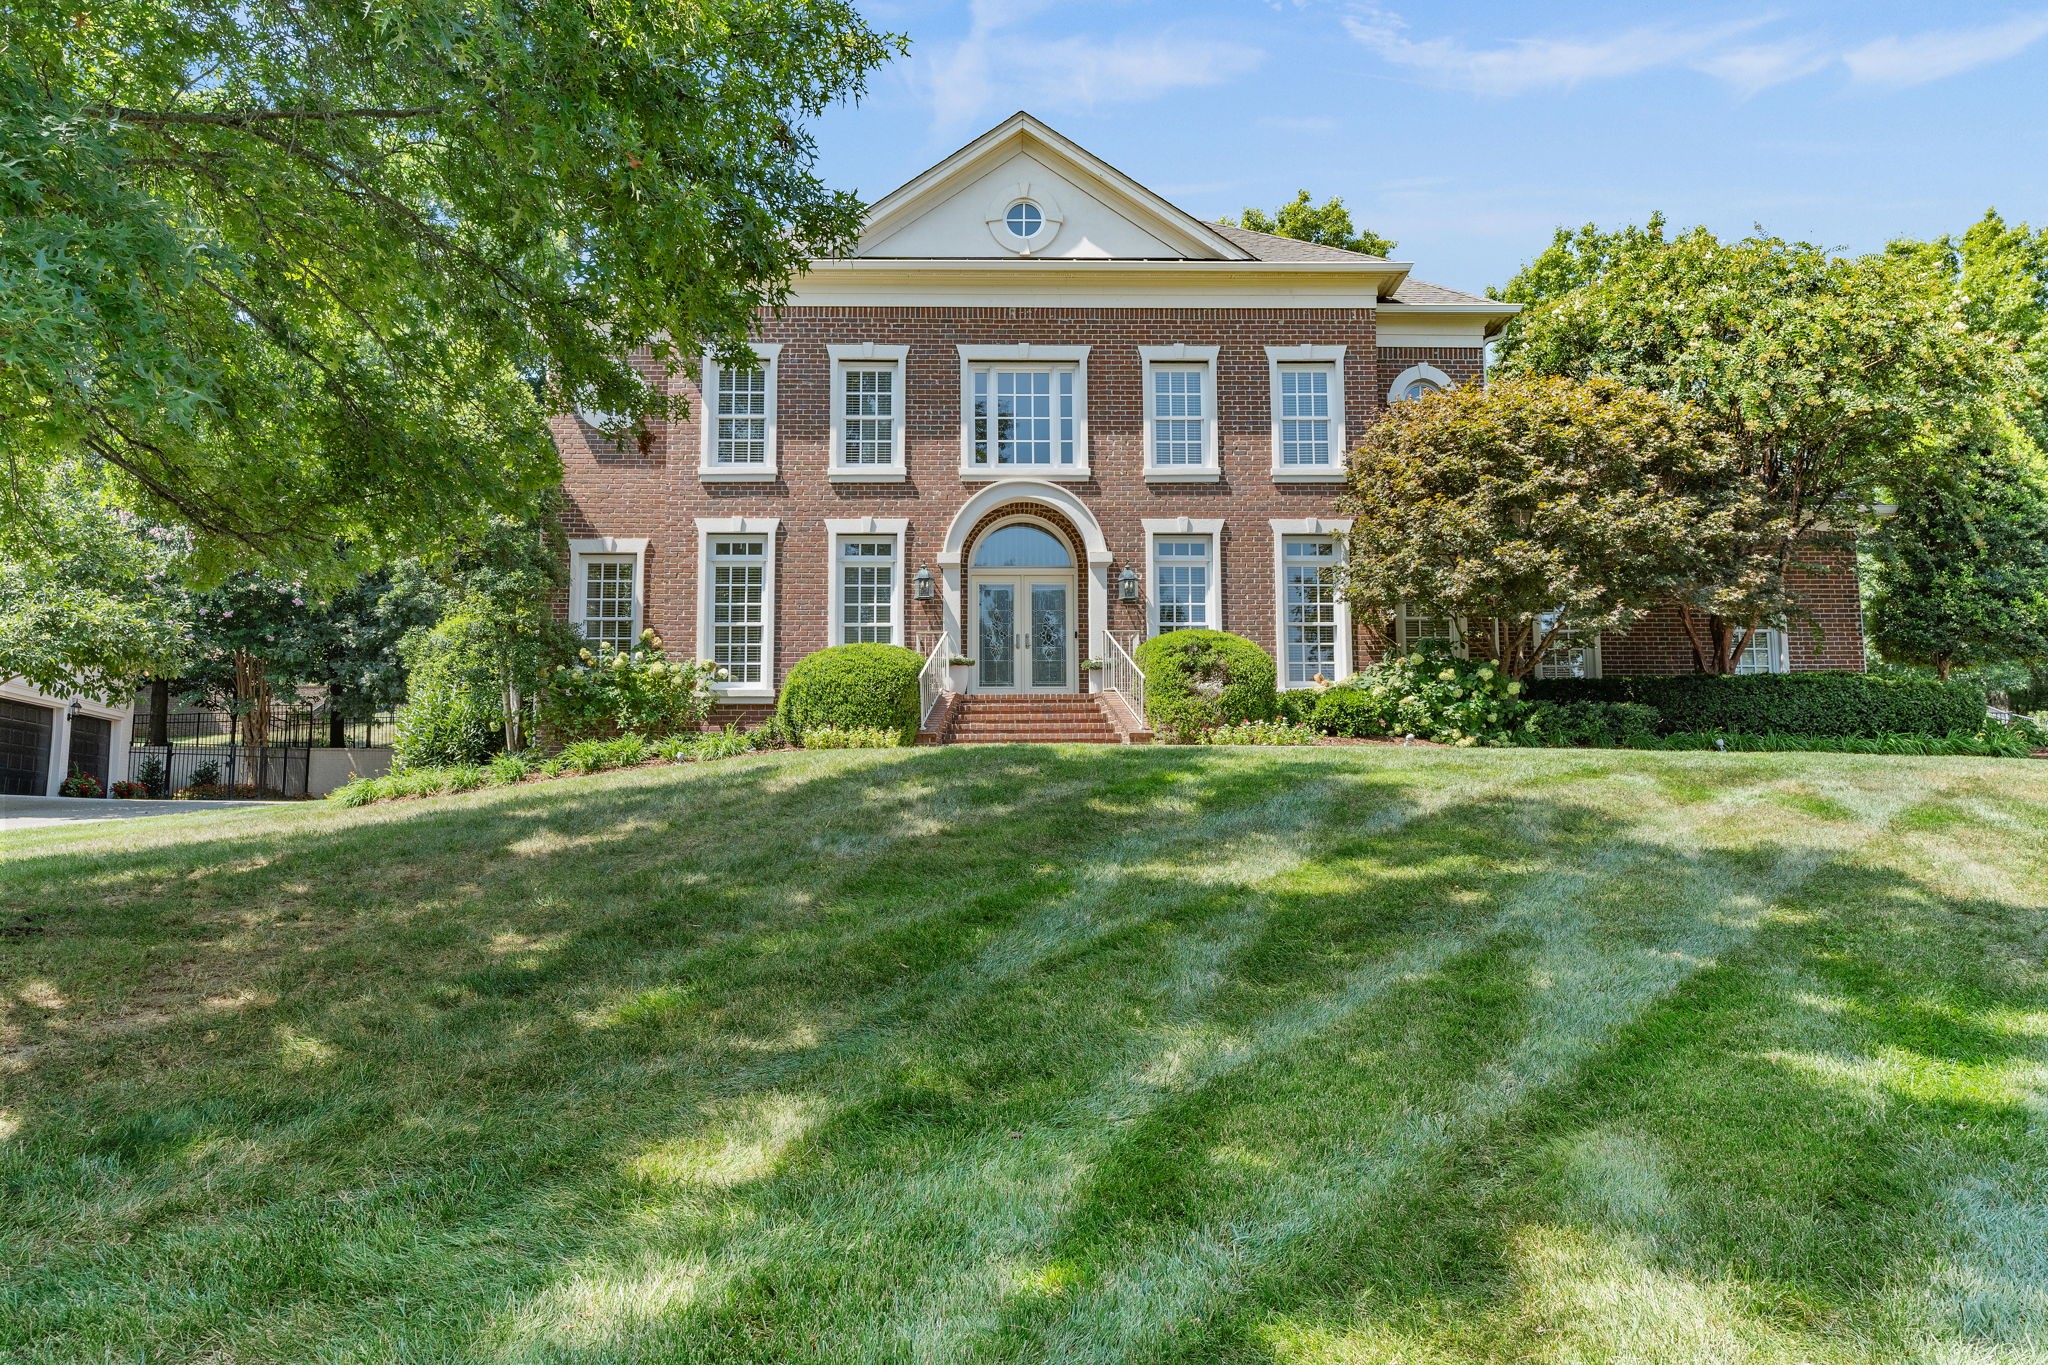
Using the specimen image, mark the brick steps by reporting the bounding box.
[940,695,1125,744]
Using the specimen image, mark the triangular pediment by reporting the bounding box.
[854,113,1252,262]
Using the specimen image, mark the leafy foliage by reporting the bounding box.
[1195,718,1318,746]
[1311,650,1523,746]
[1,0,900,573]
[539,633,717,744]
[390,619,506,771]
[0,461,189,700]
[798,725,903,750]
[1529,672,1988,738]
[1221,190,1394,257]
[1343,377,1758,676]
[1133,630,1276,741]
[1496,224,2012,670]
[1510,700,1663,749]
[777,644,925,746]
[1866,440,2048,678]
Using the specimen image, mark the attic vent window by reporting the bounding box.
[1005,200,1044,238]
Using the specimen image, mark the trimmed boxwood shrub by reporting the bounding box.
[1528,671,1987,738]
[1311,686,1384,738]
[1134,629,1276,741]
[778,644,926,746]
[1510,699,1662,748]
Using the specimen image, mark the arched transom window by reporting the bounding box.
[973,522,1071,569]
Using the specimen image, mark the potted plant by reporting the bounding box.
[58,765,104,798]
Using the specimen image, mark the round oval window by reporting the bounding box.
[1005,200,1043,238]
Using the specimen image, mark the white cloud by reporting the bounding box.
[923,2,1264,129]
[1694,41,1832,96]
[1341,4,1783,95]
[1842,12,2048,88]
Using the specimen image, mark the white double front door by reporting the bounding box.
[973,575,1074,692]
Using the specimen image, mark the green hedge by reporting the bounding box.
[778,644,926,746]
[1133,630,1276,740]
[1527,672,1987,738]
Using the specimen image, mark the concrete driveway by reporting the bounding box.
[0,795,266,831]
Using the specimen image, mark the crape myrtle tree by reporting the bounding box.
[1495,223,2011,673]
[1865,437,2048,680]
[1341,376,1761,677]
[1221,191,1396,258]
[0,0,901,579]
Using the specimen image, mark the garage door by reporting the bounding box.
[0,699,54,796]
[70,715,113,790]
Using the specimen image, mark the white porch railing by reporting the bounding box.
[1101,631,1146,723]
[918,631,954,725]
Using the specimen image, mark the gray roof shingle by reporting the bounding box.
[1383,277,1498,306]
[1207,222,1387,263]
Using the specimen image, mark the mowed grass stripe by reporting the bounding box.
[2,749,2045,1363]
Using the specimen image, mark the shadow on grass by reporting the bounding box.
[1,748,2044,1362]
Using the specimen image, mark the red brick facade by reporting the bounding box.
[555,304,1864,710]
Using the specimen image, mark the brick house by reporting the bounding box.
[554,112,1862,734]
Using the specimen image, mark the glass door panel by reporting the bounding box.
[978,583,1015,689]
[1030,583,1068,688]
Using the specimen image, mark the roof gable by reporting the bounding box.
[855,112,1253,262]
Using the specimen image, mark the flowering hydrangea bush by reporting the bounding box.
[539,630,718,742]
[1316,648,1524,746]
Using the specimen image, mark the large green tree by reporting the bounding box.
[1,0,899,577]
[1496,225,2011,671]
[0,461,190,700]
[1866,438,2048,679]
[1221,190,1395,257]
[1341,377,1760,677]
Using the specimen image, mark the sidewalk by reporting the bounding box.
[0,796,266,831]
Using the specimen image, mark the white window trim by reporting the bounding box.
[1142,517,1225,637]
[1386,361,1454,406]
[1266,345,1348,483]
[1533,611,1602,680]
[983,181,1067,256]
[1735,626,1790,675]
[1270,517,1354,688]
[957,344,1091,481]
[568,537,648,645]
[824,516,909,647]
[695,516,780,699]
[1138,345,1221,483]
[699,342,784,481]
[827,343,909,483]
[1393,602,1469,659]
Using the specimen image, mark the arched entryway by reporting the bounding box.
[936,482,1113,696]
[968,519,1076,692]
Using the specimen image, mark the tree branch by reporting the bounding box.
[89,105,448,127]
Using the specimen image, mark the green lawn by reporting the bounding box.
[4,746,2047,1362]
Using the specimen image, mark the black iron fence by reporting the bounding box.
[128,708,394,797]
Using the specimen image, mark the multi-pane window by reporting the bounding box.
[1278,365,1334,467]
[1395,602,1461,655]
[1396,377,1443,402]
[580,557,637,650]
[1150,366,1207,466]
[1153,537,1211,633]
[714,364,770,465]
[1734,627,1787,675]
[841,367,897,467]
[1534,610,1599,680]
[709,538,767,684]
[970,366,1077,467]
[839,538,897,645]
[1282,537,1341,686]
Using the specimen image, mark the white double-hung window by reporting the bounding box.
[1140,345,1220,481]
[1533,610,1601,679]
[959,345,1089,478]
[828,344,908,481]
[826,518,907,646]
[695,518,779,696]
[1733,626,1789,674]
[1272,519,1353,688]
[1267,345,1347,481]
[568,537,647,650]
[1394,603,1465,657]
[1144,518,1224,636]
[700,343,782,480]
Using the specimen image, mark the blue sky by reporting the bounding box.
[810,0,2048,291]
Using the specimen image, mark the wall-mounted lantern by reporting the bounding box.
[1118,565,1140,603]
[914,565,935,601]
[67,699,83,722]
